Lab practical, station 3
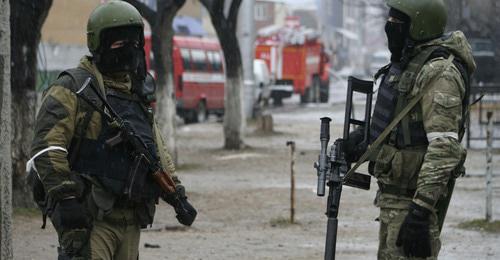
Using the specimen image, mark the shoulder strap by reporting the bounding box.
[344,54,455,183]
[58,68,101,94]
[397,46,440,93]
[57,68,99,165]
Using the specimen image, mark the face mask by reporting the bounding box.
[385,8,410,62]
[385,21,408,62]
[96,26,145,75]
[97,42,143,75]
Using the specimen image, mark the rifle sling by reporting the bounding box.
[343,54,455,184]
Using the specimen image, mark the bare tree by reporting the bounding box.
[200,0,245,149]
[124,0,186,162]
[1,0,13,257]
[10,0,53,207]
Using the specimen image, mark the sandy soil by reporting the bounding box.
[13,98,500,260]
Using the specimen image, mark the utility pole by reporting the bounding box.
[0,0,13,258]
[238,0,256,119]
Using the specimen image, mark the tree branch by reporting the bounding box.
[214,0,224,17]
[200,0,224,17]
[173,0,187,9]
[157,0,175,21]
[123,0,157,26]
[227,0,242,25]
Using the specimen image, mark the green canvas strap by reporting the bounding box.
[396,46,440,147]
[343,54,455,184]
[397,46,440,93]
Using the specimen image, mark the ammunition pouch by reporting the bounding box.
[124,154,152,203]
[135,200,157,228]
[88,184,115,221]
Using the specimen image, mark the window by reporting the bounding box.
[191,49,208,71]
[210,51,223,72]
[207,51,223,72]
[180,48,192,70]
[255,3,267,21]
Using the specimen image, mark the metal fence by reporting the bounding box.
[467,84,500,148]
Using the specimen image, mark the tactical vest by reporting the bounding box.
[54,68,161,202]
[370,46,470,148]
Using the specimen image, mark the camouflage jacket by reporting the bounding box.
[30,56,180,202]
[375,31,476,211]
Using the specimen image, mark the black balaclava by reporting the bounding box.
[385,8,410,62]
[95,26,145,77]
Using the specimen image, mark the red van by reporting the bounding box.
[145,35,225,123]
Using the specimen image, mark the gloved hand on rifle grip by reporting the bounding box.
[51,198,92,230]
[396,202,432,258]
[162,185,197,226]
[344,126,367,163]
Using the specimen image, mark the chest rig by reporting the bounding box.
[370,46,468,148]
[55,68,161,202]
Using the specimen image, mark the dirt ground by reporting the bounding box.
[13,98,500,260]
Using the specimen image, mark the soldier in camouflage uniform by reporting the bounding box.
[346,0,475,259]
[28,1,197,259]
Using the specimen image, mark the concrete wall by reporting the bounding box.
[41,0,100,45]
[41,0,208,46]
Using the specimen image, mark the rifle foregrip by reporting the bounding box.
[152,170,176,194]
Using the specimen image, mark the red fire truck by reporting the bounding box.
[255,17,330,104]
[144,35,225,123]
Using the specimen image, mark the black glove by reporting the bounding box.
[344,127,367,163]
[162,185,197,226]
[51,198,91,230]
[396,202,432,258]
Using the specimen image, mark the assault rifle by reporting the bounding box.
[76,77,177,195]
[314,77,373,260]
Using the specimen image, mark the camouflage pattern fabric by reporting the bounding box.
[55,228,91,260]
[378,207,440,260]
[31,55,179,200]
[31,56,180,259]
[373,31,475,258]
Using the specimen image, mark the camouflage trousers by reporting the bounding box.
[377,207,441,260]
[56,207,140,260]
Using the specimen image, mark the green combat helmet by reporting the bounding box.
[87,0,144,52]
[386,0,447,41]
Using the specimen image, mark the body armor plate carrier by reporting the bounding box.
[370,46,470,148]
[54,68,161,201]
